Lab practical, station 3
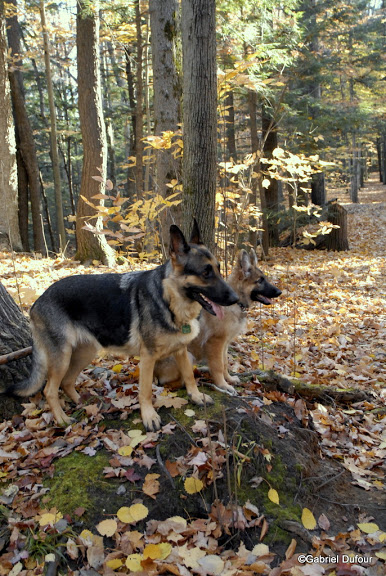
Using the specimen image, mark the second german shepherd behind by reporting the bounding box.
[156,249,281,394]
[5,222,238,430]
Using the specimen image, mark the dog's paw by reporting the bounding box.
[141,407,162,431]
[189,391,214,406]
[226,374,240,385]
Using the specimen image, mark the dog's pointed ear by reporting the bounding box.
[169,225,190,259]
[239,249,251,278]
[190,218,203,245]
[249,249,258,267]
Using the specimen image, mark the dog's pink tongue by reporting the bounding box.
[211,301,224,320]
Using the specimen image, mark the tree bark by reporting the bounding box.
[135,0,144,197]
[39,0,66,252]
[0,282,32,389]
[6,0,44,253]
[181,0,217,251]
[0,0,22,250]
[262,106,279,247]
[311,172,326,206]
[149,0,181,253]
[75,0,115,265]
[325,202,349,251]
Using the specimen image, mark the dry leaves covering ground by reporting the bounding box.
[0,178,385,575]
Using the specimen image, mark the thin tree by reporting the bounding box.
[76,0,115,265]
[135,0,144,196]
[0,0,21,250]
[149,0,181,251]
[181,0,217,251]
[39,0,66,252]
[6,0,44,253]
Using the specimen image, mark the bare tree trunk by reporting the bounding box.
[0,282,32,389]
[125,47,137,197]
[262,106,279,246]
[0,1,21,250]
[39,0,66,252]
[75,0,115,265]
[135,0,144,197]
[311,172,326,206]
[6,0,44,253]
[149,0,181,253]
[181,0,217,251]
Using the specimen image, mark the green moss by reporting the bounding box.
[44,450,112,518]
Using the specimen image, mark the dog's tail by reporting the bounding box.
[7,346,47,398]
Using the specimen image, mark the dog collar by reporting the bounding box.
[181,323,191,334]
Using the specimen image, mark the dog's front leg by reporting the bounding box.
[174,347,213,406]
[139,349,161,431]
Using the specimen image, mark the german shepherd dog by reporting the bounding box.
[155,249,281,394]
[7,223,238,430]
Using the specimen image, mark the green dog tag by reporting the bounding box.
[181,324,191,334]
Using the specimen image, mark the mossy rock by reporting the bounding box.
[42,386,385,558]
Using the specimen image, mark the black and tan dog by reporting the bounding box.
[6,223,238,430]
[156,249,281,394]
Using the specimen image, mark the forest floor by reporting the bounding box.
[0,176,385,575]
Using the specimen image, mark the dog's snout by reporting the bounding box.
[227,287,239,305]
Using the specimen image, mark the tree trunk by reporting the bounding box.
[224,90,237,161]
[149,0,181,254]
[311,172,326,206]
[0,1,22,251]
[325,202,349,251]
[247,90,266,254]
[125,46,137,197]
[181,0,217,252]
[6,0,44,253]
[262,106,279,247]
[0,282,32,389]
[135,0,144,197]
[39,0,66,253]
[75,0,115,265]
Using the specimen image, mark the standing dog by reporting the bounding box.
[6,223,238,430]
[156,249,281,394]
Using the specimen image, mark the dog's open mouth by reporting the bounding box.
[197,293,224,319]
[254,295,273,305]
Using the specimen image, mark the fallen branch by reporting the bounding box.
[237,369,371,404]
[0,346,32,366]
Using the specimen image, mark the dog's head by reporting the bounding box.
[235,249,282,306]
[169,222,238,317]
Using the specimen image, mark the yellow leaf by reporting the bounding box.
[268,488,279,505]
[143,543,162,560]
[302,508,317,530]
[158,542,172,560]
[357,522,379,534]
[117,507,134,524]
[184,477,204,494]
[118,445,133,457]
[39,511,63,526]
[106,558,124,569]
[112,364,123,373]
[125,553,143,571]
[96,519,118,537]
[127,503,149,522]
[375,550,386,560]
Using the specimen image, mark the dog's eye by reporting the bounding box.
[202,265,213,278]
[255,277,264,284]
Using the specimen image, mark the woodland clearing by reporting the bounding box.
[0,178,385,575]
